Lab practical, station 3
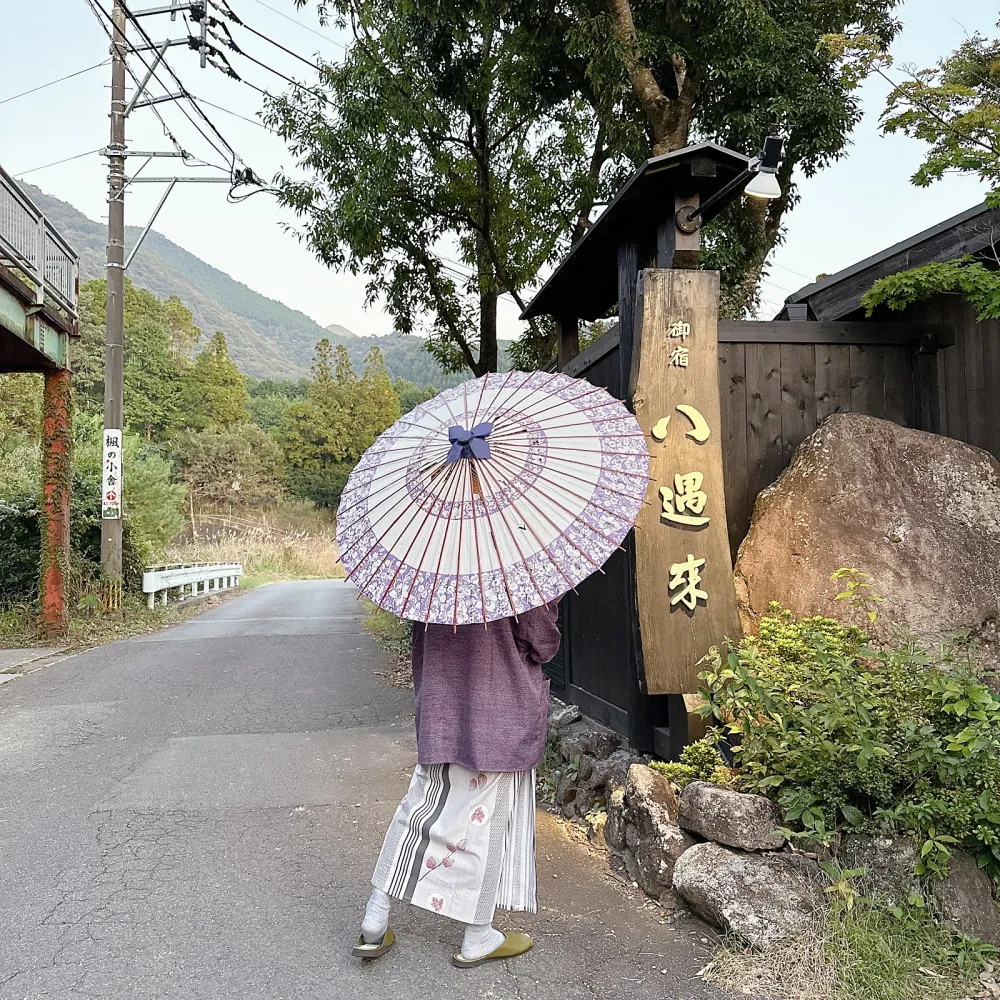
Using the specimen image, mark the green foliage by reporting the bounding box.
[567,0,902,317]
[0,374,43,439]
[394,378,438,415]
[706,874,995,1000]
[172,423,285,509]
[72,414,186,570]
[75,278,197,438]
[0,449,165,603]
[268,0,595,375]
[700,605,1000,879]
[648,735,732,788]
[860,31,1000,321]
[863,257,1000,322]
[247,378,310,433]
[360,599,412,659]
[882,33,1000,197]
[280,340,401,507]
[177,331,249,431]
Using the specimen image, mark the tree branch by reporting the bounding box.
[606,0,673,152]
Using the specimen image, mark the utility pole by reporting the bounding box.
[101,0,128,608]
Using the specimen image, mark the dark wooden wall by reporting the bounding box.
[719,341,915,557]
[550,296,989,739]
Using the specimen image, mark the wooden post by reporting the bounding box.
[672,193,701,270]
[39,368,72,639]
[631,269,741,695]
[556,315,579,370]
[617,241,641,398]
[615,242,657,752]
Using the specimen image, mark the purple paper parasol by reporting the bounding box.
[336,370,650,625]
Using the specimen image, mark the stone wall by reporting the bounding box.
[545,701,1000,950]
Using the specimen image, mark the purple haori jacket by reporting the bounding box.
[410,604,562,774]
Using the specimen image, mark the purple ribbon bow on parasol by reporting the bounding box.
[446,422,493,463]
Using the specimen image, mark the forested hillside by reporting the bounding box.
[25,183,508,386]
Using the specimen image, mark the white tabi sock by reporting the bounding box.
[461,922,505,960]
[361,887,391,943]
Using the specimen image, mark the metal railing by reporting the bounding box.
[142,562,243,609]
[0,163,79,320]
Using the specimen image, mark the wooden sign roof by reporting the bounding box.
[522,142,752,322]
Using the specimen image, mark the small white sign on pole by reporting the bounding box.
[102,429,123,520]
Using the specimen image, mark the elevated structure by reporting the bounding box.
[0,164,80,637]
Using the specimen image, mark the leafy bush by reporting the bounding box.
[700,606,1000,879]
[0,417,185,602]
[649,735,738,789]
[172,423,285,509]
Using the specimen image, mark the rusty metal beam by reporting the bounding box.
[39,369,73,639]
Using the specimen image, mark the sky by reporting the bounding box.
[0,0,996,340]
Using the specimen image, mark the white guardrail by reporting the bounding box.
[142,562,243,610]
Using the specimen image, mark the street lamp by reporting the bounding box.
[744,136,784,200]
[675,135,784,233]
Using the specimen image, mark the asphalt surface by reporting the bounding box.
[0,580,726,1000]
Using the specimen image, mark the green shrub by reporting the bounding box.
[649,735,730,788]
[0,417,185,602]
[700,606,1000,879]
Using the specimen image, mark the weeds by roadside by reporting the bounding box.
[702,873,997,1000]
[167,504,344,581]
[360,600,412,688]
[0,586,250,654]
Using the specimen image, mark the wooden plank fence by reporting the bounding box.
[553,309,963,744]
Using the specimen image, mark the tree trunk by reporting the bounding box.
[607,0,674,151]
[478,288,499,374]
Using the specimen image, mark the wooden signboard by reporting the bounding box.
[630,268,741,695]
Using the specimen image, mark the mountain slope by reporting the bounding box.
[25,184,494,387]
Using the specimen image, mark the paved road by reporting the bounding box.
[0,580,723,1000]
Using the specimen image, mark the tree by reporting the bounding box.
[572,0,902,318]
[862,32,1000,319]
[172,424,285,509]
[177,331,249,431]
[247,377,310,434]
[267,0,595,376]
[74,278,186,438]
[279,340,401,506]
[0,374,43,440]
[162,295,201,356]
[394,377,438,414]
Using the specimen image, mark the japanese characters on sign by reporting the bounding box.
[632,269,740,696]
[102,429,123,520]
[653,319,712,612]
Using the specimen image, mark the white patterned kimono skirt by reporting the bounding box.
[372,763,537,926]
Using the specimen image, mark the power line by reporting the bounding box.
[85,0,264,199]
[234,0,345,51]
[115,0,240,162]
[212,1,324,71]
[82,0,228,167]
[14,147,104,178]
[770,260,814,283]
[0,59,111,106]
[196,95,274,130]
[203,19,328,101]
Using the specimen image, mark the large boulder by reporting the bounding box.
[735,414,1000,665]
[678,782,785,851]
[607,765,696,900]
[840,834,1000,945]
[936,848,1000,946]
[837,834,921,905]
[673,842,826,949]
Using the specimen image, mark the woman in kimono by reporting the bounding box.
[353,603,561,969]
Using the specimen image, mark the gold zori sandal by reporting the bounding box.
[452,932,533,969]
[352,927,396,960]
